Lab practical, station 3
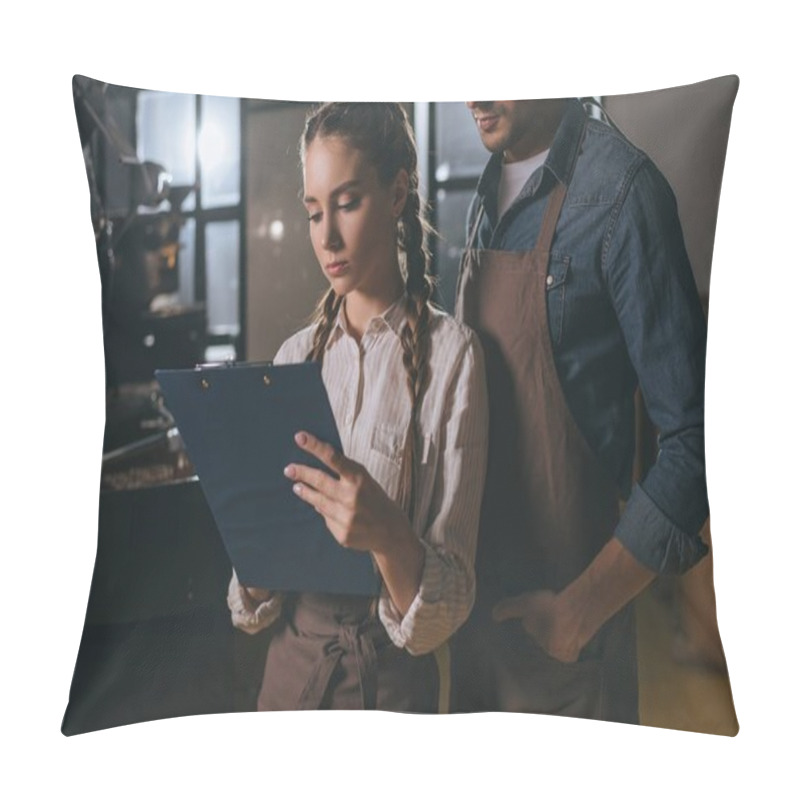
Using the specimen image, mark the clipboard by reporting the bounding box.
[155,361,380,596]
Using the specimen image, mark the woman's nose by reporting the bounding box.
[322,217,342,250]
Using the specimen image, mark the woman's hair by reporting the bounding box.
[301,102,434,518]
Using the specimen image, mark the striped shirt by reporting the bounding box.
[228,295,488,654]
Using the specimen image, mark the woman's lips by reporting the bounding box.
[325,260,349,277]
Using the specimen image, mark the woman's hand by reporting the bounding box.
[286,431,424,615]
[285,431,408,554]
[243,586,273,605]
[227,572,281,634]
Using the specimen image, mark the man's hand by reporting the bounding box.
[492,538,657,664]
[492,590,585,663]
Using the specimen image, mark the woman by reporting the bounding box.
[227,103,488,712]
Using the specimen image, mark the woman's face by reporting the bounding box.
[303,135,407,300]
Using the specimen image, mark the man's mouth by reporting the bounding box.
[475,114,500,132]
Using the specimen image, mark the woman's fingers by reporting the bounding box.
[287,431,381,551]
[244,586,273,605]
[292,480,346,527]
[293,431,350,476]
[284,462,338,497]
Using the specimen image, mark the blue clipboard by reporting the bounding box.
[155,361,380,596]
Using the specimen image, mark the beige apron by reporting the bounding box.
[452,168,638,723]
[258,593,439,712]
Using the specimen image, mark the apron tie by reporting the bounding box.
[296,622,379,710]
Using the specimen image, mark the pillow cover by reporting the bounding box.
[63,74,738,735]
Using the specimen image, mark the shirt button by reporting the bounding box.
[345,413,353,426]
[546,274,554,287]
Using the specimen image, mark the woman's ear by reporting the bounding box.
[392,169,410,218]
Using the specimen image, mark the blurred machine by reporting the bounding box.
[73,75,205,415]
[64,77,236,735]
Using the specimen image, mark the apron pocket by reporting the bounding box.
[495,619,606,719]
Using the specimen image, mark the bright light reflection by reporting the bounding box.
[198,120,228,175]
[269,220,285,242]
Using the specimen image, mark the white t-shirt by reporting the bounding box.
[498,149,549,220]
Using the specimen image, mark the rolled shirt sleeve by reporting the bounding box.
[379,330,489,654]
[227,570,284,635]
[605,159,710,573]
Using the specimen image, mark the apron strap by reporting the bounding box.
[534,180,567,254]
[534,113,587,252]
[433,642,451,714]
[466,164,570,258]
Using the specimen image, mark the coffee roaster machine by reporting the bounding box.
[65,78,247,736]
[74,76,205,447]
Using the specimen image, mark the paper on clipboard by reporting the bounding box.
[155,361,380,596]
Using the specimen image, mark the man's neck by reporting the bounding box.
[503,100,567,163]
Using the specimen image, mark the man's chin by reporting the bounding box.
[479,141,499,155]
[478,132,508,154]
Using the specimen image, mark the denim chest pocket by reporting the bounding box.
[545,253,570,345]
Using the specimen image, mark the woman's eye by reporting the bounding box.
[338,198,360,212]
[307,212,322,223]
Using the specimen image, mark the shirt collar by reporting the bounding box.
[475,98,587,207]
[545,98,587,186]
[326,292,408,349]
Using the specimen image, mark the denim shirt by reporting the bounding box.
[464,99,709,574]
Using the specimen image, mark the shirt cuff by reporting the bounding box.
[614,483,709,574]
[227,572,283,634]
[378,540,448,655]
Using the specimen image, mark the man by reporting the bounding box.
[451,99,709,723]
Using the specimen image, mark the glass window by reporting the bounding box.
[137,91,196,211]
[434,187,475,313]
[177,217,196,307]
[199,95,241,209]
[434,102,487,181]
[205,220,240,336]
[204,343,237,361]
